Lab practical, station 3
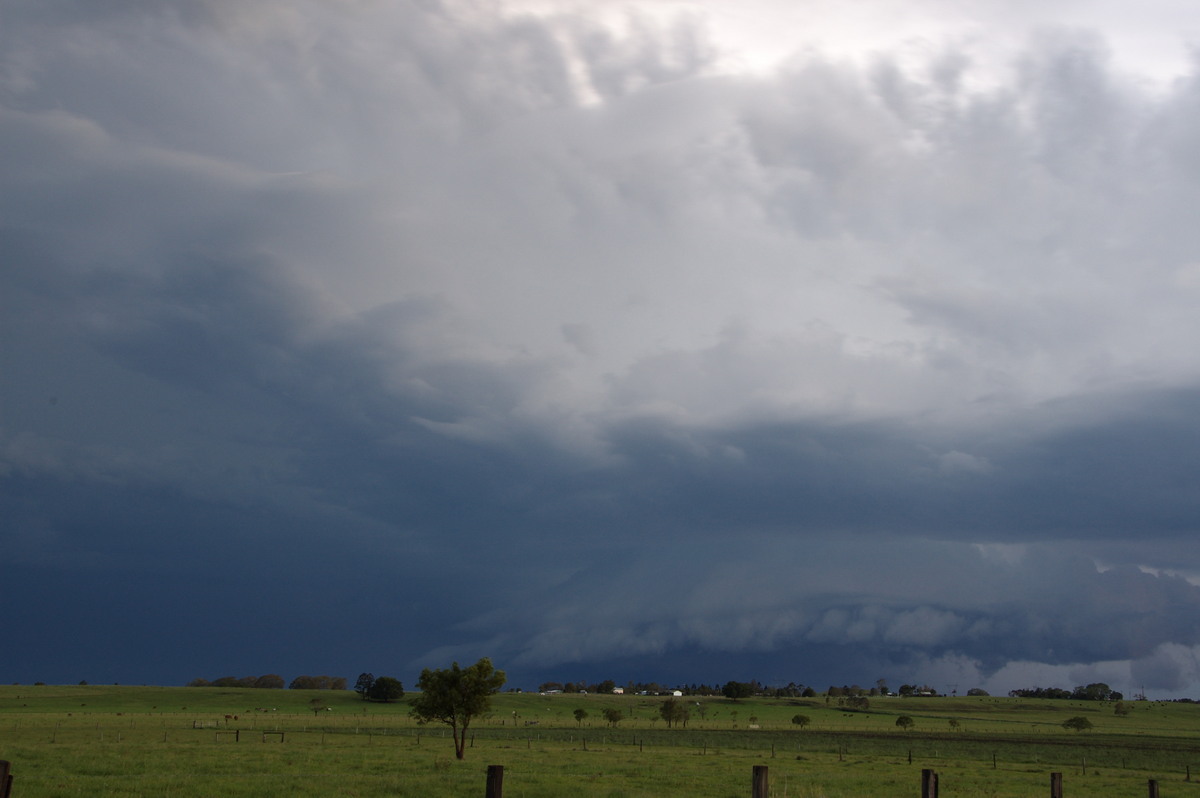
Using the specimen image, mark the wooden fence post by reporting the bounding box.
[921,768,938,798]
[1050,772,1063,798]
[1147,779,1159,798]
[0,759,12,798]
[485,764,504,798]
[751,765,769,798]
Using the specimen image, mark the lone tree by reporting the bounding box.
[410,657,506,760]
[896,715,915,730]
[602,707,624,727]
[791,714,811,728]
[354,673,375,700]
[1062,716,1094,732]
[573,708,588,727]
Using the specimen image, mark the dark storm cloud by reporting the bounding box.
[5,0,1200,694]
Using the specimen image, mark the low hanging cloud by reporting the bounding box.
[4,0,1200,695]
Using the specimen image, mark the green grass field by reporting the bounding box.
[2,685,1199,796]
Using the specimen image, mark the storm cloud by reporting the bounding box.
[4,0,1200,696]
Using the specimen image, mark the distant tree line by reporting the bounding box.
[537,679,618,694]
[531,677,1000,699]
[535,679,974,700]
[1008,682,1122,701]
[696,680,815,698]
[826,684,877,697]
[289,675,348,690]
[185,674,347,690]
[895,684,941,697]
[536,679,820,698]
[182,670,1007,699]
[186,675,285,689]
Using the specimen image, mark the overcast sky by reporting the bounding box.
[5,0,1200,697]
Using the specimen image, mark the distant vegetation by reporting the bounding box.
[186,674,348,690]
[1009,682,1123,701]
[170,672,1148,706]
[185,674,286,689]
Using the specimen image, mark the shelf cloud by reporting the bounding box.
[4,0,1200,696]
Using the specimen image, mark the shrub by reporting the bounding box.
[1062,716,1093,732]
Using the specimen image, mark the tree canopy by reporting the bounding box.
[410,657,506,760]
[721,681,755,700]
[368,676,404,702]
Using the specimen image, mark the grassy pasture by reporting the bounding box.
[2,685,1199,796]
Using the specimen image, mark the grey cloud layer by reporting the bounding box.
[4,0,1200,693]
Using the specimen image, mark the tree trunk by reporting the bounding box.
[452,722,466,759]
